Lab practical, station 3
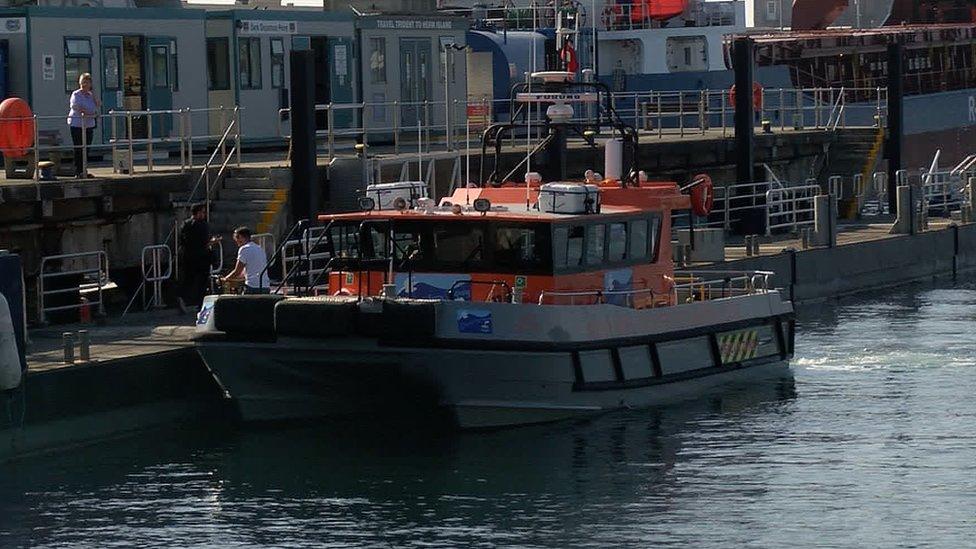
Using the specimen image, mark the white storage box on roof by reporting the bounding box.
[538,183,601,214]
[365,181,429,210]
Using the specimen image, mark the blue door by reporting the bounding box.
[100,35,123,142]
[145,36,173,137]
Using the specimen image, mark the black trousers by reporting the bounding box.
[180,262,211,307]
[70,126,94,175]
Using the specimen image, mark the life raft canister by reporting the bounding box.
[690,174,714,217]
[0,98,36,159]
[729,82,764,111]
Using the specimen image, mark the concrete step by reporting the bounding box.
[223,177,286,190]
[209,211,275,230]
[212,200,278,212]
[233,188,281,200]
[227,166,273,178]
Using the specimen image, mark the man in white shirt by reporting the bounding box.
[221,226,270,294]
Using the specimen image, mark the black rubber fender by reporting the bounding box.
[274,296,360,337]
[380,299,437,344]
[213,295,285,337]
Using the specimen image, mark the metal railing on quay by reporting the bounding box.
[0,106,242,183]
[765,185,819,235]
[141,245,172,310]
[37,251,109,324]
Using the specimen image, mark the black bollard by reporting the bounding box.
[290,50,318,224]
[732,37,755,185]
[886,42,904,215]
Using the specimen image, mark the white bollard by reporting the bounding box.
[889,185,914,235]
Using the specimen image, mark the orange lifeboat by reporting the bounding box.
[631,0,687,23]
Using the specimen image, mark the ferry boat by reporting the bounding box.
[463,0,976,168]
[193,74,795,429]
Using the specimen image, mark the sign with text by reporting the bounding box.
[239,21,297,35]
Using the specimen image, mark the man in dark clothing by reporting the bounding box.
[177,203,217,313]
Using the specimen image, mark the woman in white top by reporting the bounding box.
[66,72,100,178]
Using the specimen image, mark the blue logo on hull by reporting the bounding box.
[457,309,492,334]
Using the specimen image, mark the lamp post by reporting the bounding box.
[443,42,466,151]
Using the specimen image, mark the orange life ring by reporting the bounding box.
[729,82,763,111]
[690,174,714,217]
[0,98,36,158]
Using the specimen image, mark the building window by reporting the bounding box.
[151,45,169,89]
[369,37,386,84]
[103,46,121,91]
[64,38,92,93]
[239,37,262,90]
[207,37,230,91]
[170,40,179,92]
[270,38,284,88]
[765,0,778,21]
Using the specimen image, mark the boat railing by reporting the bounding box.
[537,287,661,308]
[448,280,514,303]
[672,270,774,303]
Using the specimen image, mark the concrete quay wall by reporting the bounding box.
[709,224,976,303]
[0,349,226,463]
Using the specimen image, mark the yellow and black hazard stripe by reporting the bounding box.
[718,329,760,364]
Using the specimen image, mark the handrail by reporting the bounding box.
[447,280,514,303]
[826,87,846,131]
[537,287,655,306]
[141,245,172,310]
[260,219,309,293]
[38,251,109,324]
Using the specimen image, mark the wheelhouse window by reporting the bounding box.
[629,219,648,260]
[64,38,92,93]
[207,38,230,90]
[239,37,262,89]
[270,38,285,88]
[326,220,554,274]
[586,224,606,265]
[553,225,585,269]
[432,224,484,267]
[648,215,662,262]
[607,222,627,262]
[494,224,551,271]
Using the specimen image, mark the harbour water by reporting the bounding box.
[2,279,976,548]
